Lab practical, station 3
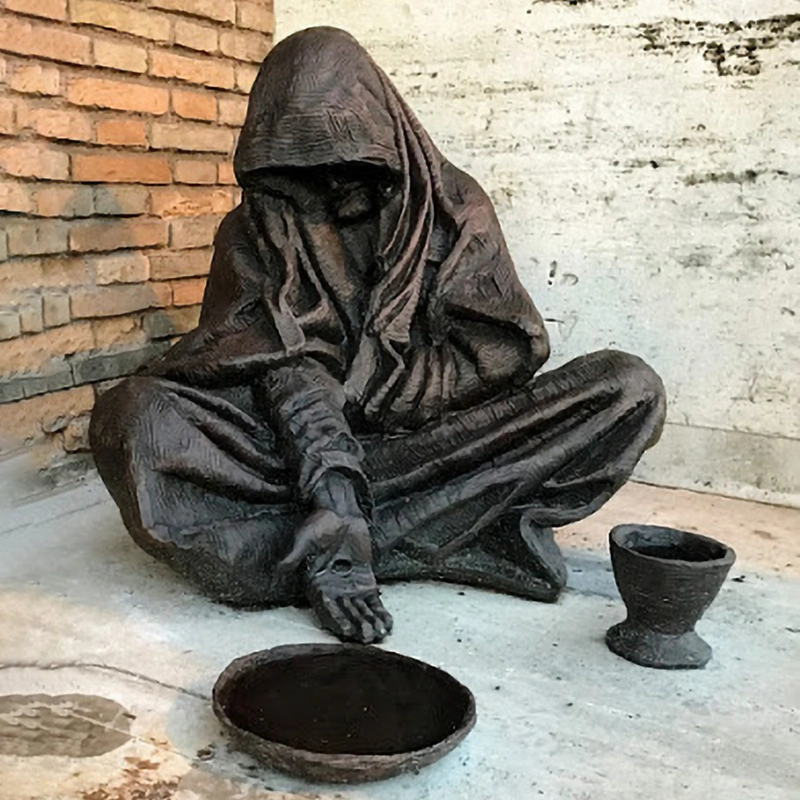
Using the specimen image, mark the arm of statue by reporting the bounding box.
[257,359,393,643]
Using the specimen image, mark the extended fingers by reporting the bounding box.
[342,597,375,644]
[312,591,393,644]
[319,594,355,640]
[353,596,388,642]
[366,593,394,634]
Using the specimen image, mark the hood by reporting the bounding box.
[234,27,402,181]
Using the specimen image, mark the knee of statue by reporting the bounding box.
[599,350,667,407]
[90,376,166,449]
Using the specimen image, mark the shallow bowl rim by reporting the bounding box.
[211,642,477,771]
[609,523,736,568]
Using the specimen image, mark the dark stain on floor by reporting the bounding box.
[0,693,132,757]
[81,778,179,800]
[753,529,776,540]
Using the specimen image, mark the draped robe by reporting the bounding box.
[90,27,667,605]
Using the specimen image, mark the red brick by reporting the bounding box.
[92,251,149,284]
[63,414,91,452]
[0,323,93,373]
[41,255,91,284]
[150,51,235,90]
[217,161,236,185]
[219,29,270,63]
[95,118,148,147]
[43,293,71,327]
[93,184,149,215]
[6,219,69,256]
[72,153,170,184]
[35,184,94,217]
[6,0,67,20]
[22,437,69,467]
[0,99,17,135]
[150,186,234,217]
[150,0,235,24]
[174,18,218,53]
[237,1,274,33]
[67,77,169,115]
[8,64,61,95]
[0,386,94,451]
[70,283,171,318]
[92,38,148,74]
[69,218,168,252]
[148,246,211,279]
[172,89,216,121]
[170,215,221,249]
[69,0,169,42]
[19,298,44,334]
[235,63,258,93]
[0,16,91,65]
[218,94,247,126]
[143,304,200,337]
[0,180,35,213]
[151,122,234,153]
[171,277,207,306]
[0,257,91,303]
[0,142,69,180]
[91,315,145,349]
[17,104,93,142]
[0,311,22,342]
[173,159,217,184]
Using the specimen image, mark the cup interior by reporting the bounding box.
[612,525,732,565]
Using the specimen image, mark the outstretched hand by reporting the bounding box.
[280,508,393,644]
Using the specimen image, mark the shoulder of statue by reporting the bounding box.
[210,204,247,252]
[439,161,488,208]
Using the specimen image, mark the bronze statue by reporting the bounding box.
[90,27,666,644]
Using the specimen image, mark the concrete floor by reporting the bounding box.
[0,474,798,800]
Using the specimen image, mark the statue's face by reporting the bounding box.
[249,164,399,223]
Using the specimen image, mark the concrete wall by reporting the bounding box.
[278,0,800,508]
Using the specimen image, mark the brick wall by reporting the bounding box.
[0,0,273,473]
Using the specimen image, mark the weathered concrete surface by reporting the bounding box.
[278,1,800,507]
[0,477,798,799]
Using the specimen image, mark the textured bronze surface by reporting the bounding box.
[607,525,736,669]
[91,26,667,643]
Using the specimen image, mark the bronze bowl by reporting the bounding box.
[212,643,476,783]
[607,524,736,669]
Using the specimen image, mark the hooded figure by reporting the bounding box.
[91,27,666,644]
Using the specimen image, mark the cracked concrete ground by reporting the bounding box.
[0,468,798,800]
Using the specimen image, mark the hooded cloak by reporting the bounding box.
[90,27,666,610]
[144,26,549,431]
